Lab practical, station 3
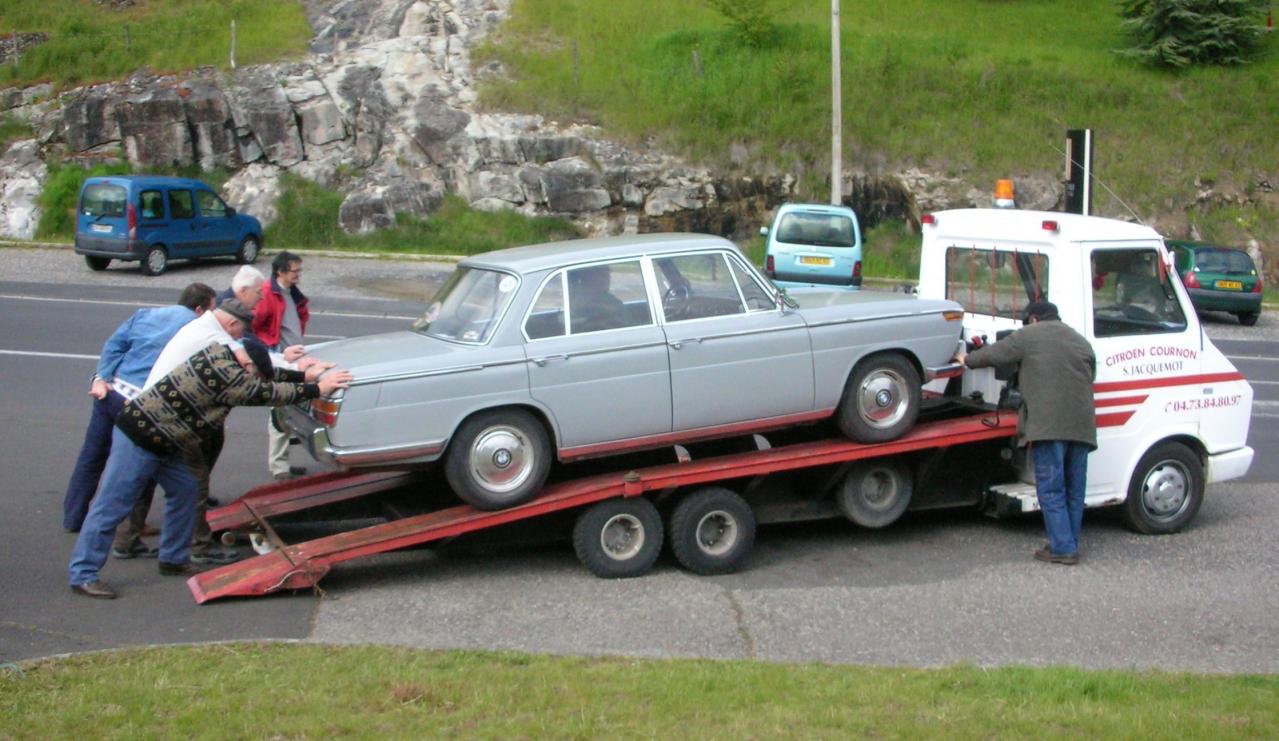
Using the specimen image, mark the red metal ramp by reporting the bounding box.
[189,412,1016,603]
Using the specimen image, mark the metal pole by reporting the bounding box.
[229,19,237,70]
[830,0,842,206]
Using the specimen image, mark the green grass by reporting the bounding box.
[0,0,312,88]
[266,173,581,255]
[476,0,1279,247]
[1,644,1276,738]
[0,114,34,150]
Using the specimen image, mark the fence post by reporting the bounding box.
[124,25,131,52]
[572,39,580,86]
[692,49,702,77]
[229,19,237,70]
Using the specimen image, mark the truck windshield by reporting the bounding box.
[412,267,519,344]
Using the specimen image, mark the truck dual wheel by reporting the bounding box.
[444,409,551,511]
[1122,441,1205,534]
[836,461,913,528]
[667,487,756,575]
[84,255,110,271]
[237,236,260,264]
[573,498,663,578]
[837,353,920,443]
[140,245,168,276]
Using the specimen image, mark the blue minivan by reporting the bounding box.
[74,175,263,276]
[760,203,863,290]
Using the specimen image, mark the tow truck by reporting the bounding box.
[188,206,1254,603]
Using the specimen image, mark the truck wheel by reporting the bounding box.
[836,460,913,528]
[1236,311,1260,327]
[573,498,663,578]
[236,236,260,264]
[836,353,920,443]
[84,255,110,271]
[668,487,756,575]
[1121,442,1204,534]
[140,245,168,276]
[444,409,551,511]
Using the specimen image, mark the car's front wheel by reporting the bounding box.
[444,409,551,510]
[140,245,168,276]
[236,236,260,264]
[836,352,920,443]
[1121,442,1204,534]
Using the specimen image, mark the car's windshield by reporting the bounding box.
[412,267,519,344]
[775,212,856,247]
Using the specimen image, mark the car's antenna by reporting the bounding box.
[1047,140,1144,224]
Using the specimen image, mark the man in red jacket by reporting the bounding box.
[253,251,311,480]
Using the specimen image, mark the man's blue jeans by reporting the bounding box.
[62,391,156,532]
[69,429,199,586]
[1031,440,1090,557]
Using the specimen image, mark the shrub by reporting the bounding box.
[36,160,130,239]
[1118,0,1269,67]
[703,0,779,48]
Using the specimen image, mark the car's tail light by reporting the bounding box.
[311,397,341,427]
[851,260,862,281]
[942,310,965,322]
[1253,277,1263,293]
[765,254,775,276]
[1183,271,1200,289]
[127,202,137,240]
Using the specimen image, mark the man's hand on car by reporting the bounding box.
[317,369,353,396]
[303,361,336,382]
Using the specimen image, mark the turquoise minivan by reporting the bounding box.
[760,203,863,290]
[74,175,263,276]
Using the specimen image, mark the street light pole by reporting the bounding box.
[830,0,842,206]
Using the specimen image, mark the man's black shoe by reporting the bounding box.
[158,561,205,577]
[111,542,159,559]
[206,496,222,508]
[1033,547,1079,565]
[289,465,307,476]
[71,581,117,599]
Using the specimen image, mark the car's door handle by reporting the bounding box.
[531,354,566,366]
[668,338,702,350]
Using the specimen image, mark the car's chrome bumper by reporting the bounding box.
[924,361,965,382]
[281,404,447,468]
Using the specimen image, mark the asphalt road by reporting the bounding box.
[1,247,1276,672]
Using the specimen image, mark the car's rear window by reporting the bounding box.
[775,212,856,248]
[1196,248,1255,275]
[81,183,127,218]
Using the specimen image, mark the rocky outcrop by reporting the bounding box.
[0,140,49,239]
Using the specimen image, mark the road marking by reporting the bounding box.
[0,293,415,322]
[1227,354,1279,363]
[1254,400,1279,419]
[0,349,98,361]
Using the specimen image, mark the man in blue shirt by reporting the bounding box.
[62,284,219,542]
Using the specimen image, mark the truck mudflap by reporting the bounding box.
[189,412,1018,603]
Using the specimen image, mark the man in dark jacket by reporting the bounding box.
[955,301,1096,565]
[67,324,352,599]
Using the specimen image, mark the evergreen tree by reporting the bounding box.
[1119,0,1268,67]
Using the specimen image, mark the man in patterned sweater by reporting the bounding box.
[68,315,352,599]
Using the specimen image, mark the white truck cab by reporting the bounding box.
[917,208,1254,533]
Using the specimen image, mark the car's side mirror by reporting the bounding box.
[759,226,769,237]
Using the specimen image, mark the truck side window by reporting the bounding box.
[944,246,1048,320]
[1091,249,1186,337]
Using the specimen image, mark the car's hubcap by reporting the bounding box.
[148,250,165,272]
[600,514,644,560]
[695,511,737,556]
[857,369,908,429]
[469,425,533,493]
[244,240,258,261]
[857,469,900,512]
[1142,461,1189,519]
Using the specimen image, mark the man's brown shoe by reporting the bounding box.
[158,561,204,577]
[1033,547,1079,565]
[71,581,117,599]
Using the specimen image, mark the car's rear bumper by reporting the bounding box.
[75,235,143,260]
[281,404,445,468]
[771,276,862,290]
[1187,288,1262,315]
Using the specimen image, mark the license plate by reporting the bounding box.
[1215,280,1243,290]
[90,224,113,234]
[798,255,833,266]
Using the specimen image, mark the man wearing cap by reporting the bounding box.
[67,323,352,599]
[954,300,1096,565]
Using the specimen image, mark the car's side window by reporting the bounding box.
[1091,248,1186,337]
[139,190,164,220]
[525,273,567,340]
[197,190,228,218]
[566,260,651,335]
[168,190,195,220]
[728,255,775,311]
[654,253,746,322]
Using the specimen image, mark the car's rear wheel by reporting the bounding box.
[1237,311,1260,327]
[84,255,110,271]
[444,409,551,510]
[836,352,920,443]
[236,236,260,264]
[140,245,168,276]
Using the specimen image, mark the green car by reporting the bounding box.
[1167,240,1263,326]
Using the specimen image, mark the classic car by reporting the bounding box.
[285,233,965,510]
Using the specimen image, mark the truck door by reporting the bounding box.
[1087,244,1197,494]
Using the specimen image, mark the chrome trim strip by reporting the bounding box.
[350,359,525,387]
[667,323,805,344]
[805,309,947,328]
[329,439,447,466]
[531,339,670,363]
